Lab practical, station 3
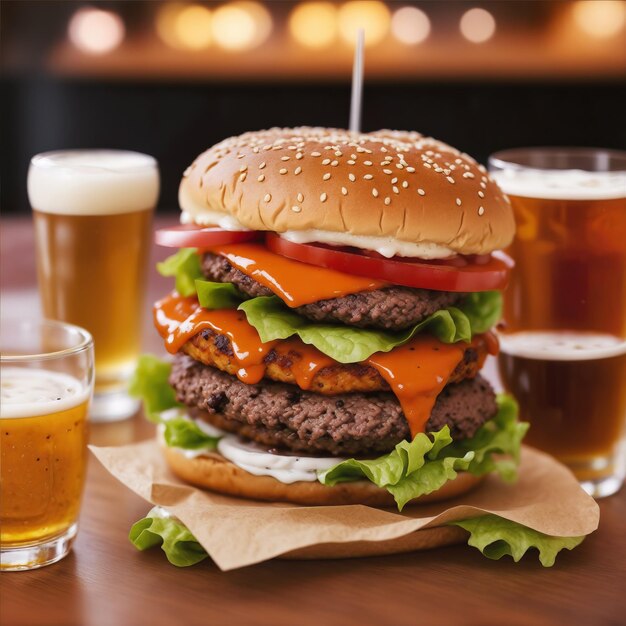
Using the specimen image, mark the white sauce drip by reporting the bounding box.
[498,331,626,362]
[162,415,344,483]
[279,230,454,259]
[1,367,90,419]
[180,209,251,232]
[491,168,626,201]
[28,150,159,215]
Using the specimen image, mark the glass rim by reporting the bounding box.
[30,149,158,173]
[489,147,626,173]
[0,318,94,363]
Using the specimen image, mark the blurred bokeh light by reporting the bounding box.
[391,6,431,45]
[289,2,338,49]
[571,0,626,39]
[68,7,125,55]
[459,7,496,44]
[337,1,391,46]
[212,2,272,51]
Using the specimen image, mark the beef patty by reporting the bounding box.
[202,253,464,331]
[170,354,498,457]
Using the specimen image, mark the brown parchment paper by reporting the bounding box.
[90,442,599,571]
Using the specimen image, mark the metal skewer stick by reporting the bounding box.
[349,29,365,134]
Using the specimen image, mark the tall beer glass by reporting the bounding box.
[28,150,159,421]
[489,148,626,497]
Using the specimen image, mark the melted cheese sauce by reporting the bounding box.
[154,293,469,435]
[211,243,387,307]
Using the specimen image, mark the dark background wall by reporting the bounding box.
[3,76,625,213]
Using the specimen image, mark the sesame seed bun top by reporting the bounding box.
[179,127,515,255]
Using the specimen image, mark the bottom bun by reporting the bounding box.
[162,443,483,507]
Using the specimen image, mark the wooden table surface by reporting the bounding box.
[1,216,625,626]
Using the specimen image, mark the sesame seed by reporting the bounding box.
[264,193,271,202]
[418,188,425,196]
[396,163,404,169]
[320,193,328,202]
[322,158,331,165]
[348,173,356,182]
[335,151,343,157]
[456,198,462,206]
[240,165,248,172]
[384,197,391,205]
[446,176,455,184]
[364,161,373,166]
[257,174,265,182]
[347,160,356,165]
[259,162,266,169]
[364,174,373,180]
[281,156,290,161]
[331,160,339,167]
[323,173,331,181]
[381,147,388,152]
[402,181,409,189]
[297,193,304,202]
[480,181,487,189]
[356,147,367,153]
[478,191,485,198]
[406,166,415,173]
[393,186,399,194]
[291,206,301,213]
[478,206,485,215]
[341,187,348,195]
[423,163,432,169]
[434,167,443,173]
[391,177,398,184]
[239,173,247,182]
[237,154,245,159]
[444,169,451,176]
[462,172,474,179]
[252,147,259,153]
[372,188,379,197]
[311,151,321,157]
[383,169,393,175]
[296,153,303,160]
[351,154,357,159]
[295,166,302,175]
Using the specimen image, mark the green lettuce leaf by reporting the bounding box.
[239,291,502,364]
[451,515,585,567]
[196,279,242,310]
[163,417,220,450]
[129,507,208,567]
[128,355,182,422]
[319,394,526,510]
[157,248,202,297]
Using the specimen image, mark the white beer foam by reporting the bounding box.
[28,150,159,215]
[499,331,626,362]
[492,169,626,200]
[1,368,90,419]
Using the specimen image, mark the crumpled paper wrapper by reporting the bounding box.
[90,441,599,571]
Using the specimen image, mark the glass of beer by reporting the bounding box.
[489,148,626,498]
[28,150,159,421]
[1,318,94,570]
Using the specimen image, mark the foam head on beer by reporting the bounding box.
[28,150,159,216]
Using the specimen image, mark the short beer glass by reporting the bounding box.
[1,319,94,570]
[489,148,626,497]
[28,150,159,421]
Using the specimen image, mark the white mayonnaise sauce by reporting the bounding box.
[498,331,626,361]
[28,150,159,216]
[180,209,251,231]
[1,367,90,419]
[491,168,626,201]
[162,415,344,483]
[279,230,455,259]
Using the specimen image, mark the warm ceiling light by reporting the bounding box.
[572,1,626,39]
[68,7,125,55]
[459,7,496,44]
[212,2,272,51]
[391,6,431,45]
[175,4,212,50]
[338,1,391,47]
[289,2,338,48]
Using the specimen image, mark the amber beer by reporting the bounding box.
[491,150,626,496]
[28,151,159,421]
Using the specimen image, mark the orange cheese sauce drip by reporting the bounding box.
[211,243,387,307]
[154,293,334,386]
[154,293,276,383]
[366,336,466,438]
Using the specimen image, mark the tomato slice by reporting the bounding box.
[155,225,260,248]
[265,233,513,292]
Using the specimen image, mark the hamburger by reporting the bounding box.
[132,127,526,511]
